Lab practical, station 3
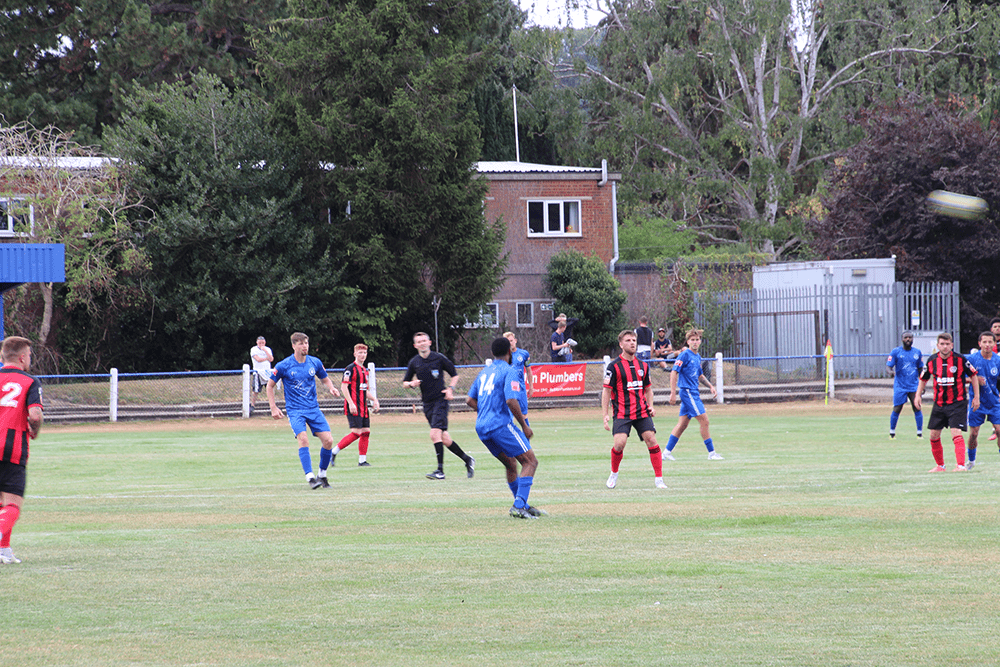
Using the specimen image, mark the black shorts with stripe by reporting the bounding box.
[928,401,968,431]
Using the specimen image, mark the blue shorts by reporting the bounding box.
[288,408,331,437]
[893,388,918,407]
[477,423,532,459]
[969,405,1000,428]
[678,387,707,418]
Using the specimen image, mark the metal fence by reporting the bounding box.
[39,352,913,423]
[691,281,960,379]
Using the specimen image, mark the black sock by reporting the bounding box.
[447,441,469,462]
[434,442,444,469]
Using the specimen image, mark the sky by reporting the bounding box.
[518,0,600,28]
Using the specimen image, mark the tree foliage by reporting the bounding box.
[104,73,358,371]
[545,250,627,356]
[257,0,508,362]
[813,96,1000,343]
[0,120,148,373]
[0,0,284,143]
[548,0,985,259]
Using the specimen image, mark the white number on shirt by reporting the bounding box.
[0,381,23,407]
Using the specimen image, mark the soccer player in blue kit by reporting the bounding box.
[965,331,1000,469]
[503,331,533,423]
[466,337,543,519]
[886,331,923,439]
[267,332,342,489]
[663,329,721,461]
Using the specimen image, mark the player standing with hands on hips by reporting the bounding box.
[267,332,342,489]
[467,337,543,519]
[402,332,475,480]
[0,337,44,564]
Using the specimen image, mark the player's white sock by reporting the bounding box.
[318,470,327,479]
[359,455,367,464]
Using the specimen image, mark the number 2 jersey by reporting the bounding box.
[0,364,43,466]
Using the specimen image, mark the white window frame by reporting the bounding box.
[526,200,582,237]
[0,198,34,237]
[516,302,534,328]
[464,302,499,329]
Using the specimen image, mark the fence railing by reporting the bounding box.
[38,352,912,423]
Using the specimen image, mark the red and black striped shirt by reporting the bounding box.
[342,362,370,418]
[0,366,42,466]
[603,355,652,420]
[921,352,977,406]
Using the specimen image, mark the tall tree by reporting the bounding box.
[813,97,1000,344]
[547,0,982,259]
[0,121,148,373]
[545,250,627,356]
[0,0,285,143]
[104,73,358,371]
[258,0,508,360]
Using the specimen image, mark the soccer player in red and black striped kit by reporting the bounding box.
[915,332,980,472]
[601,330,666,489]
[0,336,44,564]
[332,343,381,470]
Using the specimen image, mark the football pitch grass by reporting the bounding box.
[6,402,1000,666]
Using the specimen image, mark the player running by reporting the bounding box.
[965,331,1000,470]
[663,329,721,461]
[466,337,543,519]
[886,331,924,439]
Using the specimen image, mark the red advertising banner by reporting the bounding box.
[531,363,587,397]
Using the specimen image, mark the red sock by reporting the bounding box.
[359,432,370,456]
[953,434,966,466]
[610,448,624,473]
[930,438,944,466]
[648,446,663,477]
[0,505,20,547]
[337,432,360,451]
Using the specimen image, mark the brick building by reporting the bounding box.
[477,160,622,335]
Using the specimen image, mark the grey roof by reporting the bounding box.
[476,160,603,174]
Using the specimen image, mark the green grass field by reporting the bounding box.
[6,402,1000,666]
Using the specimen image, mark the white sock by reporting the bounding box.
[359,455,367,463]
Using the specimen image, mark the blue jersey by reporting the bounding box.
[672,349,704,390]
[270,354,329,412]
[509,347,531,412]
[467,359,522,436]
[886,346,922,392]
[968,351,1000,409]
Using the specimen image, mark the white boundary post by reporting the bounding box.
[109,368,118,422]
[242,364,251,418]
[715,352,724,404]
[367,362,376,399]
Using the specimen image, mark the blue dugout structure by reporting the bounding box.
[0,244,66,337]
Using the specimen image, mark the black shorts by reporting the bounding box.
[346,414,370,430]
[422,399,450,431]
[0,461,26,497]
[612,416,656,438]
[928,401,968,431]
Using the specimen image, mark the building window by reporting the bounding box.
[465,303,499,329]
[0,198,34,237]
[516,302,534,327]
[527,200,581,236]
